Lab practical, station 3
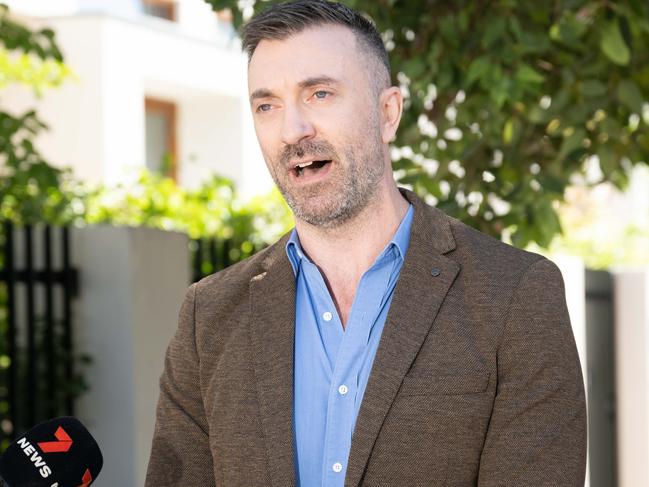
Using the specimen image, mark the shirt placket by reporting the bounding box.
[323,308,366,483]
[321,255,394,486]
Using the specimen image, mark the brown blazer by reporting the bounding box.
[146,189,587,486]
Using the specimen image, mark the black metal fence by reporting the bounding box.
[0,226,259,450]
[585,269,617,487]
[191,237,263,283]
[0,222,79,449]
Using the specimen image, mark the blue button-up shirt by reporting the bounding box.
[286,204,414,487]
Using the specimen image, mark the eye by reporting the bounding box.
[313,90,330,99]
[256,103,272,113]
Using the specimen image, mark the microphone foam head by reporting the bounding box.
[0,417,102,487]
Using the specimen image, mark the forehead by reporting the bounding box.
[247,24,363,93]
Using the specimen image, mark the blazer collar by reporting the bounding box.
[257,187,457,273]
[248,241,296,487]
[248,188,459,487]
[399,187,456,254]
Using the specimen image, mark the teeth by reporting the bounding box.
[297,161,313,169]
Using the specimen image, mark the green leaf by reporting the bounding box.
[490,74,512,108]
[464,56,491,87]
[600,20,631,66]
[597,145,617,174]
[558,128,586,160]
[515,64,545,84]
[550,12,588,47]
[580,79,608,98]
[482,17,507,49]
[402,58,426,79]
[518,31,551,54]
[617,79,644,112]
[503,118,514,144]
[537,174,565,195]
[511,224,531,248]
[508,16,523,40]
[439,15,459,47]
[534,200,562,247]
[601,117,623,139]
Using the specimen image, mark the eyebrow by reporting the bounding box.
[249,75,341,103]
[298,75,339,89]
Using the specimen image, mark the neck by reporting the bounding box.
[294,179,409,279]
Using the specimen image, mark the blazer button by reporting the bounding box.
[431,267,441,277]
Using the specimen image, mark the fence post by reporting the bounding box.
[585,270,618,487]
[551,254,590,487]
[72,226,190,487]
[613,268,649,487]
[2,222,16,440]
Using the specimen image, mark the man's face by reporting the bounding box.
[248,25,387,228]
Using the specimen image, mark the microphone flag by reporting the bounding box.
[0,417,103,487]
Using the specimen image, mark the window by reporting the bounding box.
[216,9,233,23]
[145,98,177,179]
[142,0,176,21]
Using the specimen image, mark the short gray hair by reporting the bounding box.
[241,0,390,88]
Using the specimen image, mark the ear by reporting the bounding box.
[379,86,403,144]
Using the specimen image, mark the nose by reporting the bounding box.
[280,104,315,146]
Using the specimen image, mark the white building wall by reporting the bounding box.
[3,0,81,16]
[552,255,590,487]
[614,269,649,487]
[179,94,242,188]
[72,227,190,487]
[2,0,273,196]
[79,0,141,18]
[101,17,146,184]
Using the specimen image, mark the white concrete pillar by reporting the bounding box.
[614,268,649,487]
[552,254,589,487]
[72,226,190,486]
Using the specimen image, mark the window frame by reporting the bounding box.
[144,97,178,180]
[142,0,177,22]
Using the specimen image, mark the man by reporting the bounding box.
[145,1,587,486]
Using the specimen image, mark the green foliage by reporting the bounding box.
[0,4,76,226]
[206,0,649,248]
[82,169,292,247]
[0,110,84,225]
[0,4,63,62]
[0,47,72,94]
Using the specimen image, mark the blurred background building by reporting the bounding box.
[3,0,273,196]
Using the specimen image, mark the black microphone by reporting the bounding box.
[0,417,102,487]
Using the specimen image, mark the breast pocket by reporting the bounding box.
[398,370,490,396]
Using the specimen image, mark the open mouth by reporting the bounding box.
[292,159,332,178]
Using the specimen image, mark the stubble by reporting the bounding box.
[270,125,385,228]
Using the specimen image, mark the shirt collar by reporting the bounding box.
[286,229,305,275]
[285,204,414,276]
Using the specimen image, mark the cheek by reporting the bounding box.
[317,108,366,145]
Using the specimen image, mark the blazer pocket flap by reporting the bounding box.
[399,371,490,396]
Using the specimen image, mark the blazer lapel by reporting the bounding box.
[345,191,461,487]
[248,237,297,487]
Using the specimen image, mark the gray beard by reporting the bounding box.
[272,139,385,228]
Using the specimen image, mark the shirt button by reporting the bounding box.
[338,384,348,395]
[332,462,343,473]
[322,311,333,322]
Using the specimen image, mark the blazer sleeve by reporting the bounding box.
[145,283,216,487]
[477,258,587,486]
